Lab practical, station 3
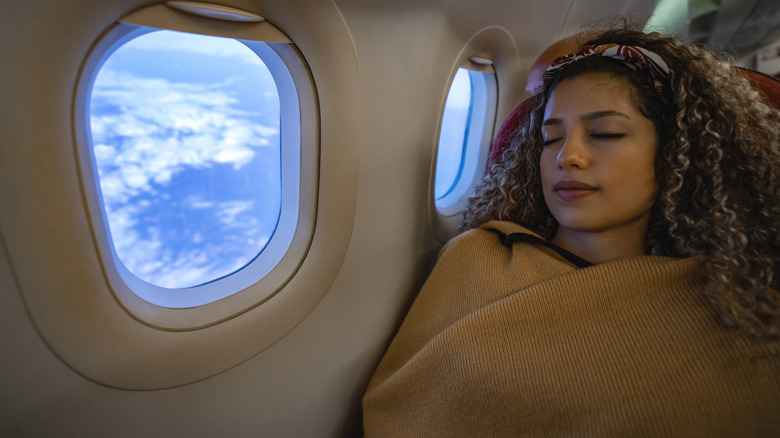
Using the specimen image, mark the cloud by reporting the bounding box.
[90,69,279,200]
[126,29,258,59]
[105,199,273,289]
[89,54,282,289]
[217,200,257,228]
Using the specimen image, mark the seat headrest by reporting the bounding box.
[488,67,780,166]
[487,94,538,164]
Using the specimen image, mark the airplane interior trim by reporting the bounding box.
[429,25,515,238]
[165,1,266,23]
[74,10,317,315]
[121,2,290,41]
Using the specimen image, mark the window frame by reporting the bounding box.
[428,26,524,243]
[73,9,318,328]
[8,0,360,390]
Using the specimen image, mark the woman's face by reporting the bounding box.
[540,73,659,241]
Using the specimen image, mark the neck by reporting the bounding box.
[550,225,648,265]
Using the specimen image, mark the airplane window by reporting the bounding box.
[90,30,281,289]
[435,68,471,201]
[80,22,315,310]
[434,67,497,210]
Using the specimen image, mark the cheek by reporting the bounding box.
[539,149,556,188]
[611,153,658,200]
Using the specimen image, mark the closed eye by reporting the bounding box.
[590,133,626,140]
[542,138,562,146]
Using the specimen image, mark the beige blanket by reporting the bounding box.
[363,221,780,437]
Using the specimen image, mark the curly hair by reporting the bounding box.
[463,28,780,340]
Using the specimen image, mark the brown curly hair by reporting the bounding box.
[463,28,780,340]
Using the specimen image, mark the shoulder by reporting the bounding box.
[439,220,540,259]
[443,220,587,269]
[432,220,576,287]
[478,219,540,236]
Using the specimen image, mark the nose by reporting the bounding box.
[556,133,590,169]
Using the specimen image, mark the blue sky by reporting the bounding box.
[90,30,282,289]
[435,68,471,200]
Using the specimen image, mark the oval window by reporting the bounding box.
[434,68,471,201]
[89,29,281,290]
[434,67,497,211]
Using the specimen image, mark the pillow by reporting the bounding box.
[487,94,538,165]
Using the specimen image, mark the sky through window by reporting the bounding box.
[89,30,282,289]
[435,68,472,200]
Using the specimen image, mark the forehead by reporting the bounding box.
[544,73,641,119]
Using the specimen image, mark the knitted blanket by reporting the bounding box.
[363,221,780,437]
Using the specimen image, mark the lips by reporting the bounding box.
[553,180,598,200]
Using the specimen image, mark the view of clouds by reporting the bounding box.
[435,68,472,199]
[90,30,282,289]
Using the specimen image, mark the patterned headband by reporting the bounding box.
[544,44,672,92]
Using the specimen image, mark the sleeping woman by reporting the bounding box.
[362,28,780,436]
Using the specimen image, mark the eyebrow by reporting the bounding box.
[542,110,631,126]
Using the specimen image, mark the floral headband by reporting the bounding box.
[544,44,672,92]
